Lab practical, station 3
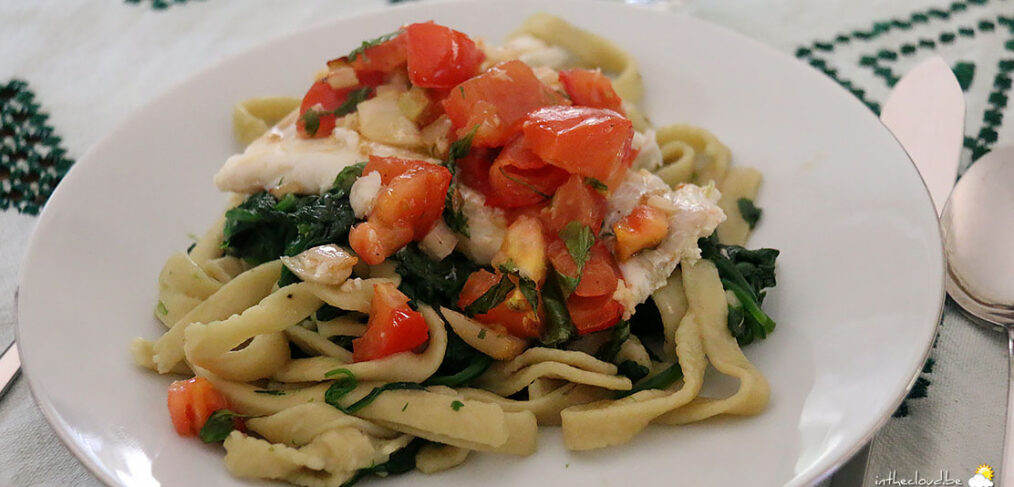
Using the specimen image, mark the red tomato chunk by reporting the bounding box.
[559,68,625,114]
[458,269,544,339]
[443,60,566,148]
[349,156,451,265]
[405,22,485,89]
[297,81,358,138]
[353,282,430,362]
[522,106,633,189]
[167,377,230,437]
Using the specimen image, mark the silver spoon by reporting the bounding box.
[940,145,1014,486]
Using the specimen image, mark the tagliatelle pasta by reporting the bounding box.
[132,14,782,487]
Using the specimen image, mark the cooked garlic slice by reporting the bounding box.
[279,245,358,285]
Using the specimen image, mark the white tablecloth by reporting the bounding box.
[1,0,1011,485]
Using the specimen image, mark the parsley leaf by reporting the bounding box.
[347,30,403,62]
[613,361,684,399]
[441,126,478,237]
[423,330,493,387]
[463,274,515,315]
[698,233,780,346]
[539,272,577,346]
[498,167,551,199]
[323,368,425,414]
[616,360,650,382]
[254,389,286,396]
[498,263,539,311]
[394,244,478,307]
[198,409,247,443]
[450,400,464,411]
[555,221,595,295]
[595,320,630,363]
[222,163,364,268]
[341,439,426,487]
[584,177,609,192]
[299,86,373,137]
[737,198,763,230]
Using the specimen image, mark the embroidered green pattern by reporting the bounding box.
[124,0,203,11]
[0,80,74,215]
[795,0,1010,164]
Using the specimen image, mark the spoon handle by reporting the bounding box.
[1004,327,1014,485]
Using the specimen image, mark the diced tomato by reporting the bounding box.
[349,222,414,266]
[405,22,485,89]
[487,137,569,208]
[350,157,452,264]
[457,148,496,197]
[297,81,356,138]
[613,204,670,261]
[353,282,430,362]
[167,377,229,437]
[442,60,566,147]
[346,33,408,74]
[362,155,422,184]
[568,294,624,335]
[547,240,619,297]
[540,175,608,235]
[521,106,634,188]
[458,269,543,339]
[558,69,624,114]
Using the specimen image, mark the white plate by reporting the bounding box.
[17,1,944,486]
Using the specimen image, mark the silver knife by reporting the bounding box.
[831,55,964,486]
[0,340,20,399]
[880,55,965,216]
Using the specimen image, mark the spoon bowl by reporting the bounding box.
[939,144,1014,485]
[941,145,1014,330]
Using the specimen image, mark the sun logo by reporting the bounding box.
[968,464,995,487]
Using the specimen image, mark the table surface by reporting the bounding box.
[1,0,1011,485]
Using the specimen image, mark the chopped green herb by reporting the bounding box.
[198,409,247,443]
[341,438,425,487]
[478,329,487,339]
[556,221,595,295]
[616,360,650,382]
[324,368,425,414]
[424,329,494,387]
[254,389,286,396]
[459,86,466,98]
[698,234,780,346]
[737,198,763,229]
[497,262,539,311]
[299,87,373,137]
[595,320,630,363]
[614,361,684,398]
[584,177,609,192]
[156,301,168,316]
[347,30,403,62]
[540,272,577,346]
[443,185,471,237]
[450,400,465,411]
[394,244,478,307]
[498,167,551,199]
[335,86,372,117]
[440,126,479,237]
[463,274,515,315]
[222,163,364,268]
[402,403,408,412]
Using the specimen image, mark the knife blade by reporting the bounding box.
[880,55,966,215]
[832,56,965,487]
[0,340,20,399]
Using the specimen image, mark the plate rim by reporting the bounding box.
[15,1,946,485]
